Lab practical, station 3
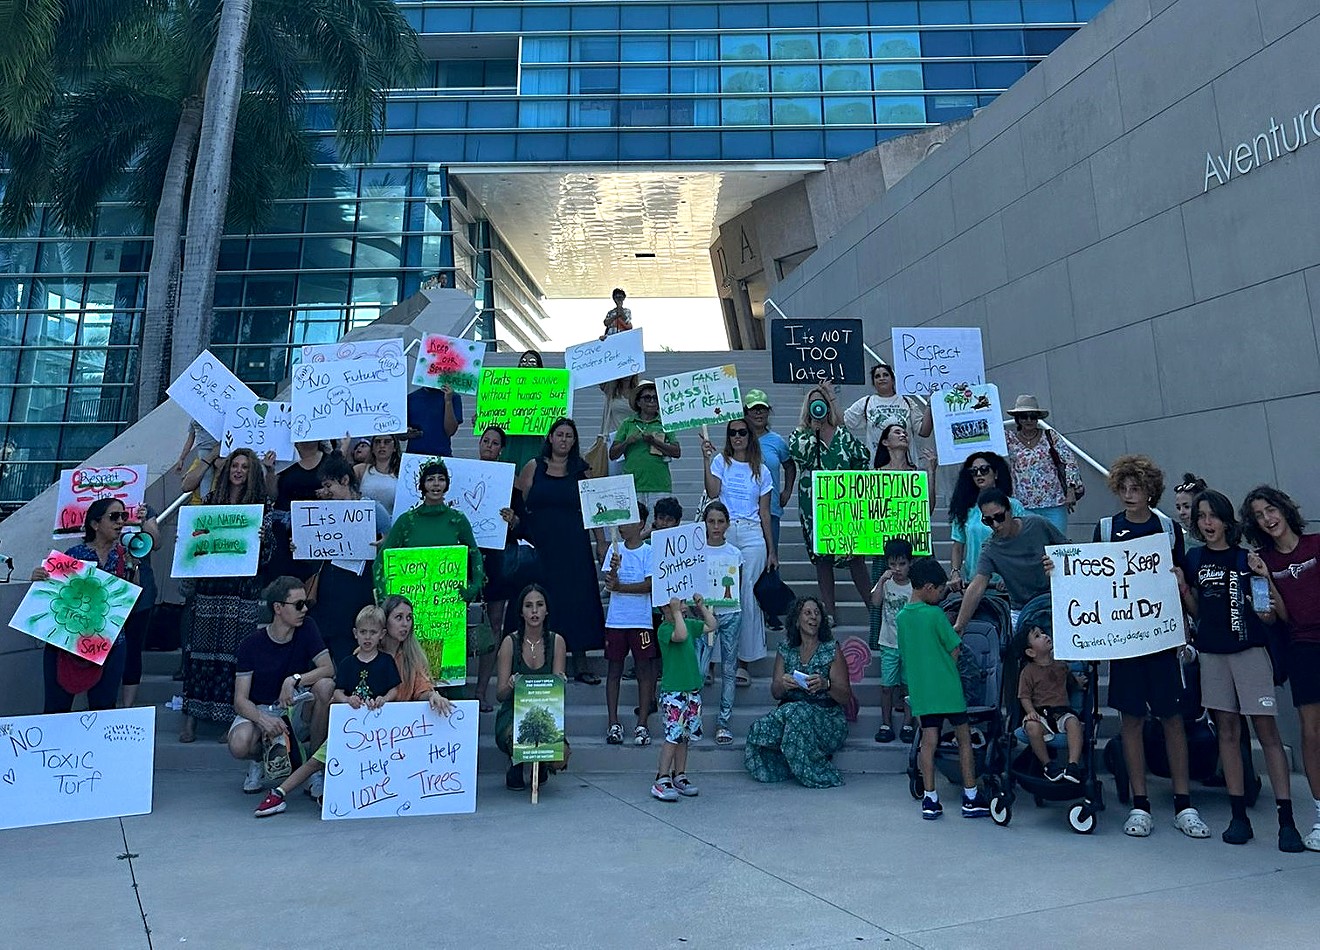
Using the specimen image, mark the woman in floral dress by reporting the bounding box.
[1004,394,1083,535]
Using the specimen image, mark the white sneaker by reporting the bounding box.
[1173,807,1211,839]
[1304,825,1320,852]
[307,771,324,801]
[242,760,264,794]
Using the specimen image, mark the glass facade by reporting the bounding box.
[0,0,1107,510]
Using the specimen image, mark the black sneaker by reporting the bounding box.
[921,796,943,820]
[962,791,991,818]
[899,723,915,743]
[1279,824,1305,853]
[1063,762,1084,784]
[875,724,895,743]
[505,764,526,791]
[1221,816,1253,845]
[1042,761,1065,782]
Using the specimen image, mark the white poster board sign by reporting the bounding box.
[651,523,708,607]
[0,707,155,830]
[171,504,264,578]
[166,349,258,440]
[565,328,645,390]
[891,327,985,398]
[578,474,639,530]
[1047,535,1183,661]
[291,500,377,563]
[411,333,485,395]
[656,365,742,432]
[290,356,407,442]
[222,400,295,461]
[299,338,407,365]
[53,464,148,537]
[392,454,514,551]
[321,701,478,820]
[930,383,1008,466]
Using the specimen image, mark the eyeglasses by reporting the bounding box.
[279,600,309,611]
[981,511,1009,527]
[638,393,658,401]
[729,428,750,437]
[106,511,127,522]
[970,465,992,476]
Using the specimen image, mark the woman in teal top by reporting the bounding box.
[947,452,1026,591]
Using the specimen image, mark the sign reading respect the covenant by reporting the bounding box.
[770,319,865,385]
[52,464,147,537]
[812,470,930,556]
[472,367,570,436]
[891,327,985,398]
[656,365,741,432]
[1047,535,1183,661]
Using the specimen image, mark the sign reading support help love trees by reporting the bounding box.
[651,523,707,607]
[565,328,645,389]
[321,701,477,820]
[656,365,742,432]
[9,551,141,664]
[770,319,865,385]
[167,349,258,440]
[222,400,295,461]
[1047,536,1183,661]
[930,383,1008,466]
[171,504,264,578]
[52,464,147,537]
[891,327,985,398]
[577,474,639,530]
[392,454,514,550]
[812,471,930,556]
[472,367,570,436]
[381,546,468,685]
[513,676,566,764]
[0,707,155,830]
[411,333,486,395]
[290,356,407,442]
[291,501,376,562]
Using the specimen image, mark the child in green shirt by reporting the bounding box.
[652,595,716,802]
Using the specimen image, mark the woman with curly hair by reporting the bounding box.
[947,452,1025,591]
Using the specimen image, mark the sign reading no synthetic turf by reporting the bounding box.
[770,319,865,385]
[811,470,930,557]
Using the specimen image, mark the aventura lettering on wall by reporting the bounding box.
[1204,100,1320,192]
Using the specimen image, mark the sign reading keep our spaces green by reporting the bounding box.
[811,470,930,557]
[513,675,565,763]
[472,367,570,436]
[381,546,468,685]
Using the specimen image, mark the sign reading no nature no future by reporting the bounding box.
[812,470,930,557]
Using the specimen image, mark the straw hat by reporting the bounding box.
[630,380,657,413]
[1006,394,1049,419]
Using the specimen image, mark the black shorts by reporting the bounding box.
[919,712,969,730]
[1289,642,1320,707]
[1107,648,1182,719]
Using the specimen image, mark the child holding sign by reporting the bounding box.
[603,503,657,747]
[652,596,716,801]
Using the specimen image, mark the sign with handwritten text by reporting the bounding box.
[565,328,645,389]
[299,337,407,365]
[222,400,295,461]
[812,470,930,556]
[651,523,707,607]
[0,706,155,830]
[656,365,742,432]
[513,676,565,764]
[392,454,514,550]
[891,326,985,398]
[472,367,570,436]
[1047,535,1183,661]
[381,546,468,685]
[411,333,486,395]
[770,319,865,385]
[170,504,264,578]
[930,383,1008,466]
[52,464,147,537]
[321,701,477,820]
[166,349,258,440]
[291,501,376,562]
[291,356,407,442]
[9,551,141,664]
[578,474,638,530]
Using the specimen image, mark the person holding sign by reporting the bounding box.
[843,361,931,459]
[500,350,549,474]
[652,595,716,801]
[610,381,681,512]
[703,502,745,745]
[496,585,568,790]
[869,424,937,649]
[379,595,457,713]
[405,384,462,458]
[1179,490,1302,852]
[602,503,657,747]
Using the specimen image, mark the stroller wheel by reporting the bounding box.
[1068,802,1097,835]
[990,795,1012,826]
[909,773,923,800]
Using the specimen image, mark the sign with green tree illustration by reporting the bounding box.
[9,550,141,664]
[704,551,741,609]
[513,675,565,763]
[577,474,639,530]
[171,504,264,578]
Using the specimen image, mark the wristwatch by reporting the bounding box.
[292,673,302,689]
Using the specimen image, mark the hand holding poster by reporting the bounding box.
[930,383,1008,465]
[411,333,485,395]
[656,365,741,432]
[704,548,740,609]
[770,319,865,385]
[392,454,515,550]
[381,546,468,685]
[651,523,707,607]
[53,465,147,537]
[1047,535,1184,661]
[891,327,985,398]
[171,504,264,578]
[321,701,477,820]
[472,367,570,436]
[0,707,155,830]
[578,474,638,530]
[565,328,645,389]
[513,676,566,764]
[222,400,295,461]
[812,471,930,556]
[167,349,257,440]
[9,550,141,663]
[291,501,376,561]
[290,356,407,442]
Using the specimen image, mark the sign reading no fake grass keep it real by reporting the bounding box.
[811,470,930,557]
[472,367,570,437]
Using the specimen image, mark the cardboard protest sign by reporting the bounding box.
[472,367,570,436]
[392,454,514,550]
[770,319,865,385]
[170,504,264,578]
[812,470,930,556]
[291,501,376,563]
[930,383,1008,466]
[513,676,566,764]
[651,523,708,607]
[321,701,477,820]
[0,707,155,830]
[222,400,295,461]
[9,551,141,664]
[656,365,742,433]
[299,337,407,365]
[891,327,985,398]
[381,546,468,685]
[167,349,257,440]
[1047,535,1184,661]
[290,355,407,442]
[411,333,485,395]
[565,328,645,389]
[577,474,639,530]
[52,465,147,538]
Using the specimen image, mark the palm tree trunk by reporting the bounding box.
[135,96,202,422]
[173,0,252,380]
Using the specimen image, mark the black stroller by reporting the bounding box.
[988,594,1105,834]
[906,590,1014,801]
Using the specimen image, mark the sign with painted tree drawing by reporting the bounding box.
[9,551,141,664]
[577,474,639,530]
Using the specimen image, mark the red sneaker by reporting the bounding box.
[254,789,287,818]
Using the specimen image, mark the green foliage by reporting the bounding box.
[516,706,559,748]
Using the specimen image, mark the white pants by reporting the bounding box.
[727,518,767,662]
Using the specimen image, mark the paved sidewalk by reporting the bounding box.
[5,769,1317,950]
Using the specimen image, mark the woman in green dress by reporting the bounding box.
[745,596,853,788]
[495,584,568,790]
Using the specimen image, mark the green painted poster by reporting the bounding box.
[811,470,930,557]
[381,546,468,685]
[513,675,565,763]
[472,367,570,436]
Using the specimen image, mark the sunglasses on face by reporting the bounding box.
[981,510,1009,527]
[729,428,750,437]
[106,511,127,522]
[279,599,309,611]
[970,465,992,477]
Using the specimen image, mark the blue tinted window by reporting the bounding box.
[519,101,568,128]
[376,134,413,164]
[772,65,820,93]
[876,95,927,122]
[670,131,720,159]
[922,30,972,55]
[870,2,919,25]
[670,66,719,93]
[926,93,977,121]
[920,1,970,24]
[522,37,568,63]
[619,99,670,126]
[422,8,470,32]
[773,97,822,124]
[472,7,520,31]
[1022,0,1075,21]
[975,60,1027,87]
[683,5,719,28]
[621,35,668,61]
[721,65,769,92]
[825,97,874,124]
[1075,0,1111,17]
[621,4,669,29]
[820,2,868,26]
[720,4,768,28]
[386,101,416,129]
[671,36,719,61]
[572,6,619,30]
[720,35,769,60]
[773,128,824,158]
[822,33,870,58]
[872,32,921,57]
[825,128,875,157]
[619,132,668,160]
[466,101,517,129]
[415,135,464,162]
[567,132,617,161]
[572,36,619,62]
[570,100,616,127]
[972,29,1024,54]
[522,6,570,31]
[417,101,467,127]
[1024,28,1073,53]
[874,64,923,89]
[822,63,870,91]
[465,134,513,162]
[572,68,620,94]
[722,98,770,125]
[670,99,720,125]
[770,33,819,59]
[516,133,568,161]
[924,62,974,88]
[620,67,668,93]
[521,68,568,95]
[722,130,772,158]
[971,0,1021,21]
[769,3,819,27]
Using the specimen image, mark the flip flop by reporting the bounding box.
[735,669,751,688]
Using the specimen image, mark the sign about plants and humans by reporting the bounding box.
[222,400,295,461]
[321,700,478,820]
[170,504,264,578]
[577,474,639,530]
[381,546,468,685]
[472,367,571,436]
[890,326,985,398]
[565,328,645,389]
[930,382,1008,466]
[9,550,141,664]
[411,333,486,395]
[656,365,742,432]
[770,319,865,385]
[0,707,155,830]
[167,349,258,440]
[52,465,148,538]
[812,471,930,556]
[1047,535,1183,661]
[513,675,565,764]
[290,355,408,442]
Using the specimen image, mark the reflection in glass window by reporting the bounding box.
[822,64,869,91]
[721,98,770,125]
[571,36,619,62]
[520,69,568,96]
[671,35,719,61]
[572,67,620,94]
[621,35,668,62]
[821,33,869,58]
[872,32,921,58]
[670,66,719,93]
[619,100,671,126]
[719,34,769,60]
[971,0,1022,22]
[670,99,720,126]
[876,96,928,123]
[296,272,348,305]
[721,66,769,93]
[772,65,820,93]
[770,33,818,59]
[521,37,569,63]
[927,93,978,122]
[519,100,567,128]
[873,64,923,90]
[825,97,874,124]
[773,97,822,125]
[570,100,616,127]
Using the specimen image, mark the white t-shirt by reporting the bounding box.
[878,578,913,649]
[710,454,771,521]
[601,540,653,628]
[843,393,925,456]
[703,540,743,616]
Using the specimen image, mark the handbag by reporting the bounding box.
[584,435,610,479]
[303,563,325,608]
[753,569,796,622]
[1045,430,1084,502]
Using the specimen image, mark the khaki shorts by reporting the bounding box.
[1199,648,1278,716]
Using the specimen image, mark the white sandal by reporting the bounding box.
[1123,808,1153,837]
[1173,807,1211,839]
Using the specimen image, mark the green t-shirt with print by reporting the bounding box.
[896,601,966,717]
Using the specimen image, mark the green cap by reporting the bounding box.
[743,389,771,408]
